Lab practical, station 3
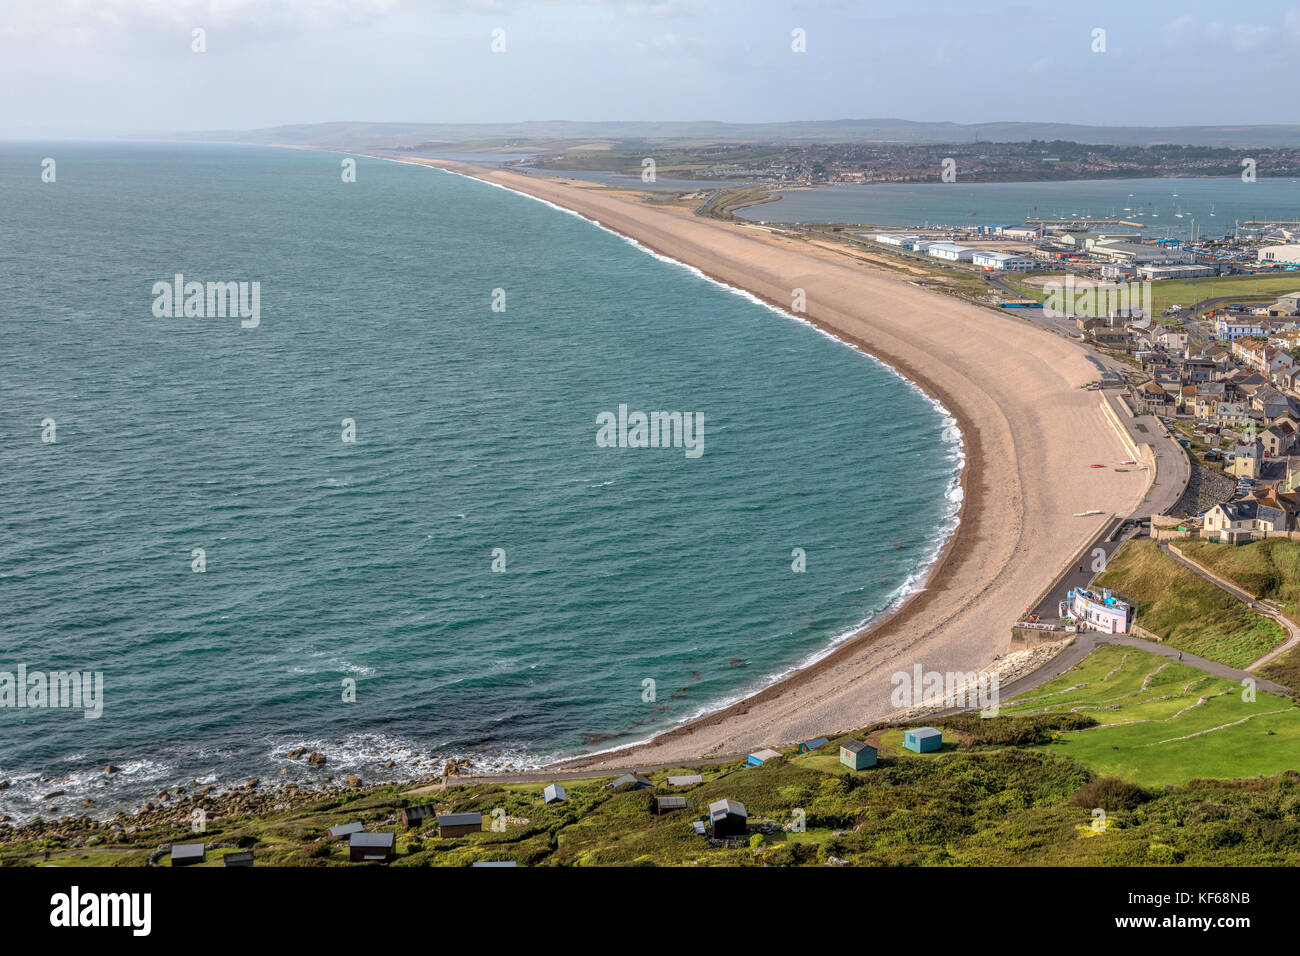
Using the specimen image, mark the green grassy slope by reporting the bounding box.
[1094,540,1286,667]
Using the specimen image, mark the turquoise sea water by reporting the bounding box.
[0,143,960,822]
[735,176,1300,239]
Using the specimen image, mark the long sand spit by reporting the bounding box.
[376,157,1151,767]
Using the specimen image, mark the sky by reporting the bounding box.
[2,0,1299,139]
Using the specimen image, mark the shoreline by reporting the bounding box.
[346,152,1150,769]
[357,151,976,764]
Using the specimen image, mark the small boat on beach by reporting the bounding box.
[1073,509,1103,516]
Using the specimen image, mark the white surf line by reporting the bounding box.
[353,149,970,764]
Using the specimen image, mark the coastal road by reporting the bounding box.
[990,633,1289,701]
[1030,515,1129,621]
[1102,390,1191,519]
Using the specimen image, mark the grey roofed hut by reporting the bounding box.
[708,798,748,838]
[349,831,396,863]
[327,821,364,839]
[543,783,566,804]
[609,773,652,790]
[666,774,703,787]
[437,812,483,838]
[655,795,689,815]
[400,804,434,827]
[839,739,878,770]
[170,842,206,866]
[222,850,254,867]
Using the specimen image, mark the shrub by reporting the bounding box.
[1146,843,1182,864]
[1069,777,1151,812]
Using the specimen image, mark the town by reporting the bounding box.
[514,139,1300,185]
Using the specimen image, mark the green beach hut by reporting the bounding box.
[839,739,877,770]
[903,727,942,753]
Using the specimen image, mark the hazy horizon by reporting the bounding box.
[3,0,1299,140]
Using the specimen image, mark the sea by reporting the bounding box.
[734,176,1300,240]
[0,142,962,823]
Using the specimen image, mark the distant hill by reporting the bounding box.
[163,118,1300,149]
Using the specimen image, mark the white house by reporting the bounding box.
[1203,498,1291,538]
[1216,318,1267,340]
[1061,587,1131,634]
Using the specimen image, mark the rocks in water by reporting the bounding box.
[384,760,395,769]
[246,779,259,789]
[307,752,327,766]
[287,747,306,760]
[344,776,362,788]
[43,791,66,800]
[0,780,9,790]
[104,765,120,775]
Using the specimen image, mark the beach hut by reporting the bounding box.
[222,850,254,867]
[655,795,689,815]
[747,748,783,766]
[839,739,877,770]
[170,842,206,867]
[327,821,364,839]
[666,774,703,787]
[400,804,435,828]
[437,812,483,838]
[708,798,748,838]
[349,831,396,863]
[543,783,567,805]
[609,773,652,790]
[903,727,943,753]
[797,737,829,754]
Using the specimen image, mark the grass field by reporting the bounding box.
[1177,538,1300,617]
[1005,272,1300,317]
[1094,540,1286,667]
[1002,645,1300,786]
